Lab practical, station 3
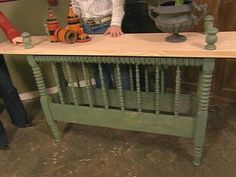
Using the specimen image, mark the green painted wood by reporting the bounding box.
[50,103,195,138]
[145,67,149,92]
[34,56,204,66]
[116,64,125,111]
[85,63,93,89]
[65,88,196,115]
[98,63,109,109]
[129,65,134,91]
[155,65,160,114]
[175,66,181,116]
[113,64,118,89]
[27,56,61,142]
[193,59,215,166]
[57,63,68,102]
[161,67,165,93]
[82,62,93,107]
[52,63,65,104]
[29,55,214,166]
[65,62,79,106]
[52,62,67,104]
[136,64,142,113]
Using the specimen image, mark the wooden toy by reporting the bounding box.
[45,5,90,44]
[21,32,33,49]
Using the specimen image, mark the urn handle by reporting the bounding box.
[148,5,159,22]
[192,2,208,24]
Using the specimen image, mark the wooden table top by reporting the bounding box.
[0,32,236,58]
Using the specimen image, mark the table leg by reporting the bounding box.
[27,56,61,142]
[193,59,215,166]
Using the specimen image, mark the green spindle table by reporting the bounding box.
[1,32,236,166]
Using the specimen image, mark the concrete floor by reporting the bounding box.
[0,100,235,177]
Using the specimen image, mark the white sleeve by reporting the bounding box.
[111,0,125,26]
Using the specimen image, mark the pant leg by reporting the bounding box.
[0,120,8,147]
[0,55,28,127]
[139,65,146,91]
[83,21,110,35]
[0,98,5,113]
[120,65,130,90]
[83,22,130,89]
[92,63,113,88]
[84,22,114,89]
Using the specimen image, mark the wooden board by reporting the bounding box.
[0,32,236,58]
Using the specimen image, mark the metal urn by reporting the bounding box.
[148,0,208,43]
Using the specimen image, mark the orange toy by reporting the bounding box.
[55,28,77,44]
[46,8,60,42]
[45,5,91,44]
[67,4,90,42]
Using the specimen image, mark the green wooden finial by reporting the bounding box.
[204,15,214,34]
[205,27,218,50]
[21,32,33,49]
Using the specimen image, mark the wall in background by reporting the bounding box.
[0,0,70,93]
[0,0,160,94]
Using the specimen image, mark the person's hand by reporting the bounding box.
[12,36,23,45]
[104,25,123,37]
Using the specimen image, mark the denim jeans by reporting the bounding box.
[0,55,29,146]
[83,22,130,89]
[83,21,110,34]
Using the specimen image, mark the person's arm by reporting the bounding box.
[104,0,125,37]
[0,11,22,44]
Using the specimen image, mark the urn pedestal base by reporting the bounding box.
[166,33,187,43]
